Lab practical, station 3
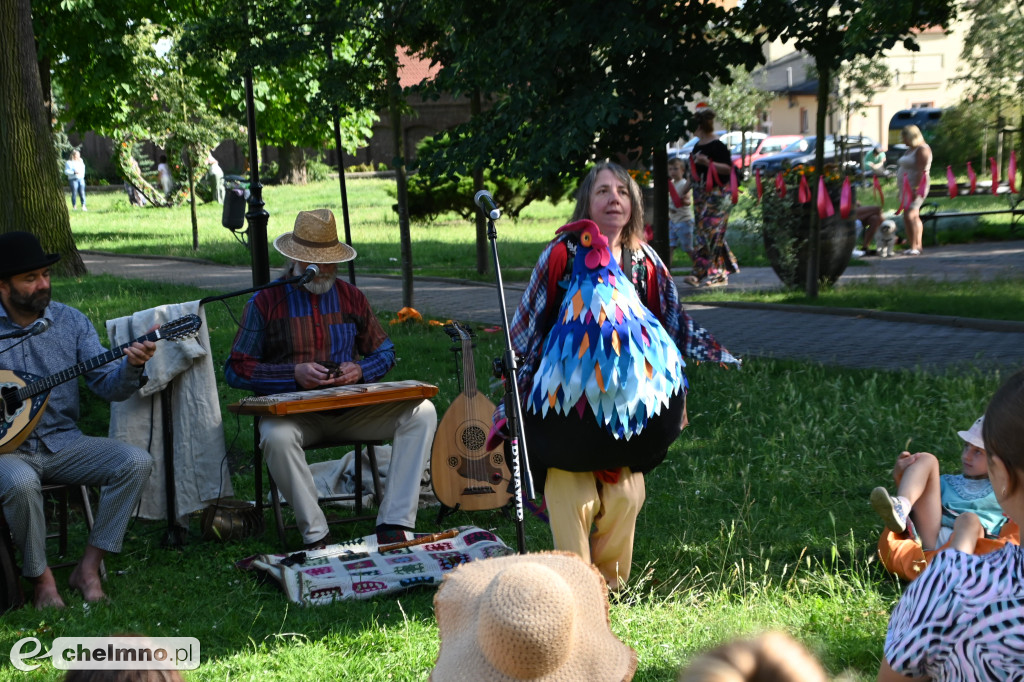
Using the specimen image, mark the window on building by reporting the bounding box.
[800,108,809,133]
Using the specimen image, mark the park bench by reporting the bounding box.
[920,182,1024,245]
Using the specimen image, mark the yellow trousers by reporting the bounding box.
[544,467,645,590]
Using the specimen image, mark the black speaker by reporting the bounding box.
[222,189,247,231]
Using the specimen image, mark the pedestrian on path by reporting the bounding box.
[64,150,87,211]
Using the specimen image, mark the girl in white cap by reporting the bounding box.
[870,416,1005,555]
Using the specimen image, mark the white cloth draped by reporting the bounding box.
[106,302,231,522]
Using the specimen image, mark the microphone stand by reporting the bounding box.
[197,270,311,306]
[483,210,534,555]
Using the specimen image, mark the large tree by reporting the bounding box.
[1,0,83,274]
[746,0,957,296]
[414,0,763,264]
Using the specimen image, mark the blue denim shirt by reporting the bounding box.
[0,301,145,454]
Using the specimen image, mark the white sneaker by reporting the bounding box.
[871,487,910,534]
[81,206,87,211]
[851,249,865,258]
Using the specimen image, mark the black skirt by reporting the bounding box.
[523,391,686,494]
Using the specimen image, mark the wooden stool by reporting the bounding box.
[0,484,100,612]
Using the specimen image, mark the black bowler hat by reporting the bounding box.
[0,232,62,279]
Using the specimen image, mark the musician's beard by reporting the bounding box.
[292,263,336,295]
[7,287,50,315]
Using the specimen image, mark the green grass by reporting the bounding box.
[0,275,1012,680]
[693,276,1024,322]
[70,178,1023,285]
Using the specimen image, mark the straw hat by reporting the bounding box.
[431,551,636,682]
[273,209,356,264]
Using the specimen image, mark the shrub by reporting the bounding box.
[306,159,331,182]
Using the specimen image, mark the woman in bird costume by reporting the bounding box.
[507,162,739,589]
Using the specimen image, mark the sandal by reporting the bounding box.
[703,275,728,288]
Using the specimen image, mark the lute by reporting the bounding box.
[430,321,512,511]
[0,314,202,453]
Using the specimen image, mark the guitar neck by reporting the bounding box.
[16,329,161,402]
[461,335,478,397]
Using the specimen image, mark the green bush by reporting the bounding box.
[346,162,376,173]
[404,134,576,223]
[306,159,331,182]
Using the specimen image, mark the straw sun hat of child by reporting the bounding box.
[430,551,636,682]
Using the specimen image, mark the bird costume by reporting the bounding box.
[527,220,686,440]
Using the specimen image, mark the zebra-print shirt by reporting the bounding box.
[884,543,1024,680]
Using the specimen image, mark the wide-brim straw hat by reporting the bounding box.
[957,416,986,450]
[0,231,62,279]
[273,209,356,264]
[431,551,636,682]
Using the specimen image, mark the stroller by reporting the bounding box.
[222,175,250,247]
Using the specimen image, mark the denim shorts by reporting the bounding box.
[669,220,694,252]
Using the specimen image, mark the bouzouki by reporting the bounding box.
[430,322,512,511]
[0,314,202,454]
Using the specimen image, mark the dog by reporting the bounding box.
[876,220,898,258]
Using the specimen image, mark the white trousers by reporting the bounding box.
[259,399,436,544]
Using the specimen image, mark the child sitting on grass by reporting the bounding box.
[871,416,1006,554]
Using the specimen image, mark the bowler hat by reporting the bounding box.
[0,232,61,279]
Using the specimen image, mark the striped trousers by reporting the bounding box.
[0,435,152,578]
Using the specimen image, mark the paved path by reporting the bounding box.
[81,241,1024,373]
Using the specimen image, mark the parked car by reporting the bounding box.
[667,131,764,164]
[732,134,804,171]
[749,135,876,176]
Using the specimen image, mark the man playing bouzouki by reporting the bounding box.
[0,232,156,609]
[225,209,437,550]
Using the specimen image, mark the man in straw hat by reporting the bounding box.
[226,209,437,549]
[0,232,157,609]
[431,551,637,681]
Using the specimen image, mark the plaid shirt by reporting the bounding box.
[225,277,395,395]
[509,234,738,399]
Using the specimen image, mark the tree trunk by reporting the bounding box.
[388,70,414,308]
[805,60,831,299]
[187,150,198,251]
[651,146,670,265]
[471,91,488,275]
[0,0,84,275]
[277,142,307,185]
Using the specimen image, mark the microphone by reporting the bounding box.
[297,264,319,286]
[0,318,51,341]
[474,190,502,220]
[27,319,50,336]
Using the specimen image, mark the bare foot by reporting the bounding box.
[32,569,66,609]
[69,565,107,603]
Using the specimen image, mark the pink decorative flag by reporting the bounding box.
[896,175,913,215]
[755,168,763,201]
[1010,151,1018,194]
[967,161,977,194]
[839,176,852,218]
[729,166,739,204]
[918,173,929,199]
[689,155,699,185]
[946,166,958,198]
[873,176,884,205]
[990,157,999,194]
[775,172,786,198]
[818,176,835,218]
[798,174,810,203]
[707,162,721,191]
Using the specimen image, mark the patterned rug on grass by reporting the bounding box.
[237,525,514,604]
